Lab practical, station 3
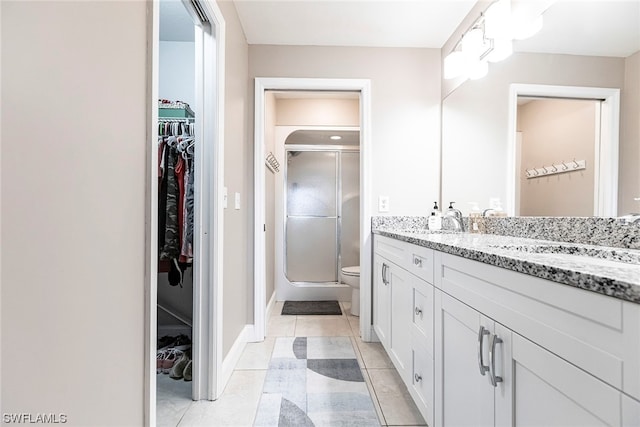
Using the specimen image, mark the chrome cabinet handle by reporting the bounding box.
[477,326,490,376]
[413,256,423,267]
[489,334,503,387]
[415,307,422,316]
[414,373,422,383]
[382,263,388,286]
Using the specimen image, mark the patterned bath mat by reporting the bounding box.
[281,301,342,316]
[254,337,379,426]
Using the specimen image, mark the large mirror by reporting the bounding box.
[441,0,639,217]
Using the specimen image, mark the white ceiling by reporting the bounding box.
[232,0,477,48]
[514,0,640,57]
[159,0,640,58]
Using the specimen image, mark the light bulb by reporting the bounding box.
[486,38,513,63]
[468,60,488,80]
[484,0,511,39]
[461,28,485,56]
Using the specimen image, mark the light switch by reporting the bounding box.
[223,187,228,209]
[378,195,390,212]
[235,192,241,210]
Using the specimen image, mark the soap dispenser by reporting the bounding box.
[468,202,484,233]
[428,201,442,231]
[488,200,507,217]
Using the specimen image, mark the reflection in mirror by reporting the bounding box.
[441,0,639,217]
[516,97,598,216]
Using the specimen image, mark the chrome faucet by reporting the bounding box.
[620,213,640,224]
[443,202,464,231]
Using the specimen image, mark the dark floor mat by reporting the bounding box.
[281,300,342,315]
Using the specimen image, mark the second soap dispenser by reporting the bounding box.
[428,201,442,231]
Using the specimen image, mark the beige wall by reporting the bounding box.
[250,45,442,216]
[218,0,251,357]
[1,1,147,424]
[276,98,359,126]
[441,52,626,215]
[620,51,640,215]
[518,99,596,216]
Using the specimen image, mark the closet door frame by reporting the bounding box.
[145,1,226,425]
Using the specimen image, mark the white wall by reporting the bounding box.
[250,45,442,216]
[159,41,196,109]
[518,99,596,216]
[217,0,251,357]
[1,1,147,424]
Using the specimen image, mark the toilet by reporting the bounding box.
[341,266,360,316]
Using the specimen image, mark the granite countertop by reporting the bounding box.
[373,227,640,304]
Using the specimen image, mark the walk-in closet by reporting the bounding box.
[156,0,197,413]
[154,1,224,422]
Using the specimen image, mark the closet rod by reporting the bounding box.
[157,303,192,327]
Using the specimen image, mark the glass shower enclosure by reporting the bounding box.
[285,149,360,284]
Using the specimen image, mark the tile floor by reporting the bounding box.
[157,301,426,427]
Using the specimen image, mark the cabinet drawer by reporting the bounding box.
[411,342,434,427]
[406,244,434,284]
[375,235,408,268]
[413,285,434,349]
[375,235,434,284]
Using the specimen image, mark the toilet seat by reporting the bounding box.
[341,266,360,277]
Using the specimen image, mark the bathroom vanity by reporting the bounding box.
[372,217,640,426]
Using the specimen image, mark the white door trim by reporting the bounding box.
[145,1,226,424]
[507,83,620,217]
[253,78,374,342]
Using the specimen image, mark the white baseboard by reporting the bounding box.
[219,324,253,394]
[265,291,277,319]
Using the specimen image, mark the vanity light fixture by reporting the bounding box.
[329,135,342,140]
[443,0,553,81]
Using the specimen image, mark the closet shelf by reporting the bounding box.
[158,105,195,119]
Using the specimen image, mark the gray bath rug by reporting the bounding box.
[281,301,342,316]
[253,337,379,426]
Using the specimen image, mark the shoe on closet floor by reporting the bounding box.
[162,349,184,374]
[157,349,171,374]
[183,360,192,382]
[169,353,190,379]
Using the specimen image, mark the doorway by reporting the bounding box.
[507,84,620,217]
[147,0,225,425]
[253,78,374,343]
[276,130,360,301]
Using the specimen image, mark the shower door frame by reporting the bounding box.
[253,78,373,343]
[283,144,360,288]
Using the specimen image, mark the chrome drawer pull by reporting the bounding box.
[489,334,503,387]
[414,307,422,316]
[413,256,423,267]
[477,326,489,376]
[414,373,422,383]
[382,263,388,285]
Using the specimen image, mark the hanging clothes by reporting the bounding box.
[158,115,195,276]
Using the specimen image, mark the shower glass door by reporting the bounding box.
[285,151,338,283]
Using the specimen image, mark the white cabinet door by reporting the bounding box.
[496,324,623,427]
[389,264,413,381]
[373,254,391,348]
[436,292,495,427]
